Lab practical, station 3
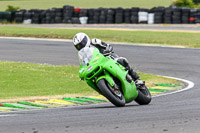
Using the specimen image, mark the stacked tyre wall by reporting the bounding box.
[1,5,200,24]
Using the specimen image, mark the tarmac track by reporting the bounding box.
[0,37,200,133]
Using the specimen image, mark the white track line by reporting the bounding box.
[0,36,72,42]
[153,75,194,97]
[0,114,16,117]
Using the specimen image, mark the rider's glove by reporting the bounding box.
[103,44,113,56]
[91,38,113,56]
[91,38,104,46]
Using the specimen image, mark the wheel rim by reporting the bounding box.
[107,83,122,99]
[139,85,151,98]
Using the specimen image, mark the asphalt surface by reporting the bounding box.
[0,37,200,133]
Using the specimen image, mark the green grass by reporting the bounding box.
[0,26,200,48]
[0,61,181,99]
[0,0,173,11]
[0,61,93,99]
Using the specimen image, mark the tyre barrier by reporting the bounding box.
[1,5,200,24]
[0,12,11,23]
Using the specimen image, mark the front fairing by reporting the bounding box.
[78,46,104,80]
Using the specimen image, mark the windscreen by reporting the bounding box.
[78,47,94,66]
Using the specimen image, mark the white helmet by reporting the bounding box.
[73,32,90,51]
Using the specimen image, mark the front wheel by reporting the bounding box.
[135,85,152,105]
[97,79,125,107]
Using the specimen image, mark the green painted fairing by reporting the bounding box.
[79,48,104,80]
[79,48,105,94]
[101,56,138,103]
[96,71,115,86]
[79,48,138,103]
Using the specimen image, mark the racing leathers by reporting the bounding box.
[91,38,141,83]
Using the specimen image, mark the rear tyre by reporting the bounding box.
[97,79,125,107]
[135,85,151,105]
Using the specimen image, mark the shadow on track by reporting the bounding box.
[74,103,140,110]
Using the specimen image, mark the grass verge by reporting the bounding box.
[0,26,200,48]
[0,0,173,11]
[0,61,182,101]
[0,61,94,99]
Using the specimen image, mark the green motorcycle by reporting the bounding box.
[78,46,151,107]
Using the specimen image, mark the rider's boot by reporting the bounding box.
[129,68,145,86]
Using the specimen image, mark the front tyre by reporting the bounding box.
[97,79,125,107]
[135,85,152,105]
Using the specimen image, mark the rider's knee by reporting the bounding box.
[115,57,129,69]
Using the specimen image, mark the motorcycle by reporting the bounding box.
[78,46,151,107]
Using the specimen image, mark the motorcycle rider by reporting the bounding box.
[73,32,144,86]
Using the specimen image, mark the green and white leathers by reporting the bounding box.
[78,46,151,107]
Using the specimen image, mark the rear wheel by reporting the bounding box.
[97,79,125,107]
[135,85,151,105]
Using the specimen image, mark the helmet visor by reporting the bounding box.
[75,36,88,50]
